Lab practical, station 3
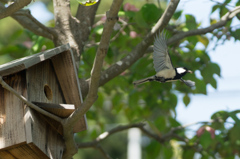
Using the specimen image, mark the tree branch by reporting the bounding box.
[64,0,123,128]
[0,3,57,39]
[168,6,240,44]
[80,4,240,97]
[0,76,62,123]
[0,0,31,19]
[80,0,180,97]
[61,1,123,158]
[77,123,145,148]
[77,119,220,155]
[76,0,100,43]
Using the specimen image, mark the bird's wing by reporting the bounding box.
[153,32,174,73]
[180,78,195,87]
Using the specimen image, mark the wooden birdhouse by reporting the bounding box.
[0,44,87,159]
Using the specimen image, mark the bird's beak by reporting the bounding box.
[188,70,193,74]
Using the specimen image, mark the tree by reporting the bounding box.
[1,0,240,158]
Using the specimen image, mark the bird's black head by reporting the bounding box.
[174,67,192,79]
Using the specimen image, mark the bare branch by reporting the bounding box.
[0,0,31,19]
[13,10,57,39]
[0,76,62,123]
[85,18,129,48]
[61,1,123,158]
[76,0,100,43]
[77,119,220,155]
[77,123,145,148]
[64,0,123,127]
[79,0,180,97]
[98,0,179,86]
[80,4,240,97]
[0,3,57,39]
[168,6,240,44]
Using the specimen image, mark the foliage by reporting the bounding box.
[1,0,240,159]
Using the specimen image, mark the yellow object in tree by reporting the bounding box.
[78,0,98,6]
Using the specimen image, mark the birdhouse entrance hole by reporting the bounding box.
[44,85,53,100]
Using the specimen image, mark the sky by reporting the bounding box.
[27,0,240,135]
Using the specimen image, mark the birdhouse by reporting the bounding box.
[0,44,87,159]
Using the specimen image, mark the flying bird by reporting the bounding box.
[133,33,195,87]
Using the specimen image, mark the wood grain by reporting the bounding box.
[0,71,27,149]
[0,44,70,77]
[51,50,87,132]
[25,60,65,158]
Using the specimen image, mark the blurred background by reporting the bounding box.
[1,0,240,158]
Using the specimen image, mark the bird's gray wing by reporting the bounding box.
[153,32,174,73]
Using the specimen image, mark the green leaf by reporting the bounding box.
[141,4,161,25]
[210,63,221,77]
[211,4,220,13]
[229,123,240,143]
[169,93,178,109]
[182,149,195,159]
[95,92,104,108]
[194,79,207,94]
[162,146,173,159]
[211,110,229,121]
[209,77,217,89]
[94,25,104,35]
[231,29,240,41]
[183,94,190,106]
[173,10,182,20]
[185,14,197,30]
[134,11,148,28]
[197,35,209,48]
[154,116,166,132]
[199,131,213,149]
[219,6,229,17]
[210,18,218,25]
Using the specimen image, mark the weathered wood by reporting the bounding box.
[51,50,87,132]
[0,71,27,149]
[0,44,71,77]
[7,143,49,159]
[32,102,76,135]
[24,107,64,159]
[0,44,87,158]
[26,60,65,104]
[25,60,65,158]
[33,102,75,118]
[0,150,16,159]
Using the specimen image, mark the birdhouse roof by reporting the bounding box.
[0,44,70,76]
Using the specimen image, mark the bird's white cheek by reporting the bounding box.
[176,67,186,74]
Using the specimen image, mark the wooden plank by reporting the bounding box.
[51,50,87,132]
[32,102,76,135]
[25,60,65,158]
[32,102,75,118]
[0,142,50,159]
[7,143,49,159]
[26,60,65,104]
[24,107,64,159]
[0,44,70,77]
[0,71,27,149]
[0,150,16,159]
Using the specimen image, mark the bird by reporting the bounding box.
[133,32,195,87]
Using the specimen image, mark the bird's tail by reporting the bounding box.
[180,79,195,87]
[133,76,155,86]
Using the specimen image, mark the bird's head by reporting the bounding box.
[176,67,193,75]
